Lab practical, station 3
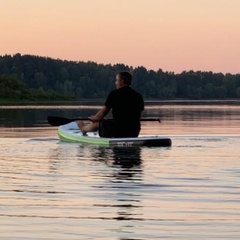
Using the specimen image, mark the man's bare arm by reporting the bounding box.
[89,106,110,122]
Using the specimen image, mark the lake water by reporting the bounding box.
[0,101,240,239]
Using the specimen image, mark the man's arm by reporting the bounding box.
[89,106,110,123]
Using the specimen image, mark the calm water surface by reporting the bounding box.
[0,102,240,239]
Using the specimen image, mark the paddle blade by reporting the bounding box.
[47,116,73,126]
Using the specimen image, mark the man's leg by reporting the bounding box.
[76,120,99,135]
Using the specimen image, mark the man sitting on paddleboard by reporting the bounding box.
[77,71,144,138]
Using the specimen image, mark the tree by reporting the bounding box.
[0,54,239,101]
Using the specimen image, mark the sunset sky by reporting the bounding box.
[0,0,239,74]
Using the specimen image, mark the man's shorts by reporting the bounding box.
[99,119,115,138]
[98,119,140,138]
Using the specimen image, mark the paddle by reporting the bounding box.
[47,115,161,126]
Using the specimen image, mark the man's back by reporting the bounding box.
[104,86,144,137]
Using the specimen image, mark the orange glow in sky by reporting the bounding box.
[0,0,239,73]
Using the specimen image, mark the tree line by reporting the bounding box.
[0,53,240,101]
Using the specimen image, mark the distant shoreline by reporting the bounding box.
[1,99,240,106]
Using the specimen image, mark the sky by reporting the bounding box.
[0,0,239,74]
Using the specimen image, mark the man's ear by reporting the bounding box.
[120,79,124,85]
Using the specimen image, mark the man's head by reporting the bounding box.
[115,71,132,89]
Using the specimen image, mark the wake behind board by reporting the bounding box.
[58,122,172,147]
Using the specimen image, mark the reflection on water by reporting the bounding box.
[0,136,240,239]
[48,143,145,238]
[1,102,240,136]
[1,102,240,239]
[101,147,142,168]
[89,146,144,228]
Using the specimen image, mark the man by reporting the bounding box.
[77,71,144,138]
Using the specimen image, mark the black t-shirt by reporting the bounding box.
[104,86,144,137]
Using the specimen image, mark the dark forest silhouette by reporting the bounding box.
[1,53,240,101]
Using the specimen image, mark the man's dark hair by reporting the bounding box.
[117,71,132,85]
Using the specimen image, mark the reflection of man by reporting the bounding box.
[112,147,142,168]
[77,71,144,138]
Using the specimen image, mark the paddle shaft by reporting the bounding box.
[47,116,161,126]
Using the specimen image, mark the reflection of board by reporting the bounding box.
[58,123,172,147]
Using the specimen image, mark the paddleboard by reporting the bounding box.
[58,122,172,147]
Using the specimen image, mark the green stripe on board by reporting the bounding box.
[58,128,110,146]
